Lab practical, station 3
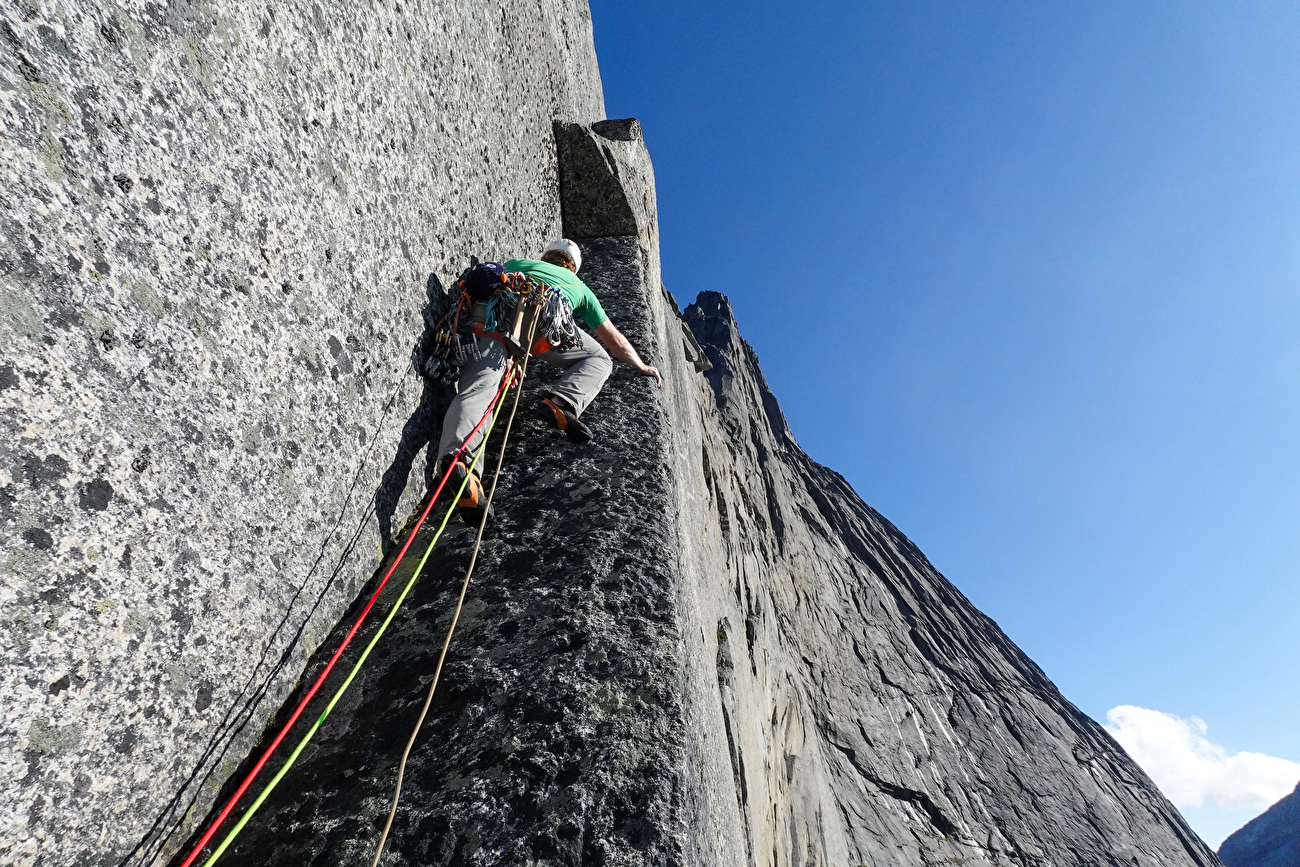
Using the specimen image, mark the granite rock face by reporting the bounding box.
[196,121,1222,867]
[671,292,1218,866]
[207,230,684,867]
[3,4,1222,866]
[0,2,602,865]
[1220,784,1300,867]
[554,119,656,249]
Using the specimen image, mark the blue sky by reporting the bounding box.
[591,0,1300,848]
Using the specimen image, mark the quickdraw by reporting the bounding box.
[419,292,473,383]
[537,281,581,350]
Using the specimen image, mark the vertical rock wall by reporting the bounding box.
[203,120,1220,867]
[2,4,1225,865]
[204,120,686,867]
[0,2,603,865]
[668,291,1220,866]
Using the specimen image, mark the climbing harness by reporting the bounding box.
[369,309,544,867]
[479,274,580,358]
[491,272,582,353]
[176,366,519,867]
[419,261,582,389]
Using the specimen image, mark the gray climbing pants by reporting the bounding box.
[435,328,613,461]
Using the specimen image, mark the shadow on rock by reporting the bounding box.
[374,272,458,552]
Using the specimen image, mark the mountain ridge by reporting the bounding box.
[0,2,1222,865]
[1220,784,1300,867]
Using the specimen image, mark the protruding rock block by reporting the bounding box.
[555,119,658,244]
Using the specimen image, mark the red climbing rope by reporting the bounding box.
[369,319,540,866]
[176,364,517,867]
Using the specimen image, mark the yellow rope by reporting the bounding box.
[370,316,542,866]
[196,379,512,867]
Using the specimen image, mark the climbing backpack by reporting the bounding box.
[457,260,506,302]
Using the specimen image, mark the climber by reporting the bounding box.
[436,238,661,521]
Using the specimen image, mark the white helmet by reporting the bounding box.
[542,238,582,273]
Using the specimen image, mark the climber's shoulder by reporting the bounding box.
[504,258,589,291]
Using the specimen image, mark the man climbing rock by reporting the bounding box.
[438,238,661,521]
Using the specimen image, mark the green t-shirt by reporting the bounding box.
[504,258,609,330]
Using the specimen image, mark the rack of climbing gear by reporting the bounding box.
[419,262,579,385]
[173,307,545,867]
[499,274,548,359]
[485,271,581,358]
[418,260,501,382]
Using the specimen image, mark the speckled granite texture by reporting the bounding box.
[3,4,1225,866]
[0,2,602,865]
[198,121,1221,867]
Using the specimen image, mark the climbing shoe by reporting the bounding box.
[446,459,493,526]
[536,397,593,443]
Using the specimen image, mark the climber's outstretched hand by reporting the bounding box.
[594,321,662,387]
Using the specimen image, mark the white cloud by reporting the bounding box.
[1104,705,1300,810]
